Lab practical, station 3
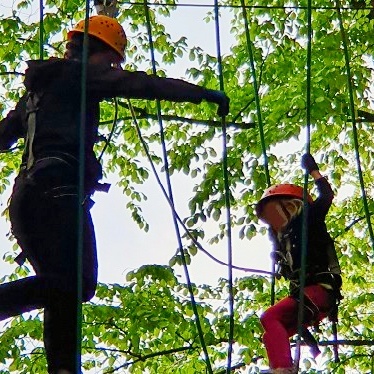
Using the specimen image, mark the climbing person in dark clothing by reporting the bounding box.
[255,153,342,374]
[0,15,229,374]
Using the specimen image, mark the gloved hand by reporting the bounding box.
[301,153,319,174]
[205,89,230,117]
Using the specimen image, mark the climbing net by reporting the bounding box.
[1,0,374,373]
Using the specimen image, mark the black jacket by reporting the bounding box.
[272,177,341,291]
[0,58,213,186]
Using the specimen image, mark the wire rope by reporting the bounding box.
[335,0,374,251]
[238,0,278,310]
[98,1,374,12]
[39,0,44,60]
[294,0,313,369]
[142,2,213,372]
[212,2,234,372]
[125,99,274,277]
[98,98,119,162]
[11,1,374,372]
[76,1,91,372]
[36,0,85,371]
[36,0,87,372]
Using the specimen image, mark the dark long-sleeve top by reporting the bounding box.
[272,177,337,287]
[0,58,213,185]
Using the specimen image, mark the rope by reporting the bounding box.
[125,99,275,278]
[99,1,374,12]
[36,0,85,371]
[238,0,278,309]
[212,2,234,372]
[335,0,374,251]
[98,98,119,162]
[239,2,270,187]
[76,2,91,372]
[294,0,313,369]
[142,2,213,373]
[39,0,44,60]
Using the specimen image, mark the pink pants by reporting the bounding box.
[260,284,331,369]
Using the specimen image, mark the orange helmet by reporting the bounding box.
[255,183,313,217]
[67,15,127,59]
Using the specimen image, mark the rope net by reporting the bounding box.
[0,0,374,373]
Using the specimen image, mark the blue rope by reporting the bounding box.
[335,0,374,251]
[238,0,278,308]
[295,0,312,369]
[39,0,44,60]
[76,1,91,372]
[142,2,213,373]
[126,100,274,276]
[212,2,234,373]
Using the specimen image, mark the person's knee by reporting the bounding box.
[260,309,273,330]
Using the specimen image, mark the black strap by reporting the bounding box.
[14,252,27,266]
[25,92,42,170]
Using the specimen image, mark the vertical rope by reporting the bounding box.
[142,2,213,373]
[39,0,44,60]
[239,1,270,186]
[335,0,374,250]
[295,0,313,369]
[212,1,234,372]
[238,0,277,307]
[37,0,83,370]
[76,2,91,372]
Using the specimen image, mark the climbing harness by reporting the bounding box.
[24,92,41,170]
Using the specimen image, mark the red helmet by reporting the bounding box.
[255,183,313,217]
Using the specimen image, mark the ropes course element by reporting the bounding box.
[7,1,374,372]
[36,1,88,372]
[95,1,374,12]
[98,98,119,162]
[125,98,274,279]
[142,2,214,373]
[212,2,235,371]
[238,0,278,309]
[39,0,44,60]
[335,0,374,251]
[76,1,92,372]
[294,0,313,369]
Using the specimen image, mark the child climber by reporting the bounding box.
[255,153,342,374]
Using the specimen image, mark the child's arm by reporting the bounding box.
[302,153,334,216]
[310,169,323,181]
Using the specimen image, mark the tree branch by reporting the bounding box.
[101,344,196,373]
[333,213,374,239]
[0,71,25,77]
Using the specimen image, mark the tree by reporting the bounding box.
[0,0,374,372]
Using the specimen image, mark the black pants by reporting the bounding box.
[4,164,98,373]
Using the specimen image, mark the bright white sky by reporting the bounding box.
[0,0,273,290]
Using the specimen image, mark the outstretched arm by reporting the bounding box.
[87,65,230,116]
